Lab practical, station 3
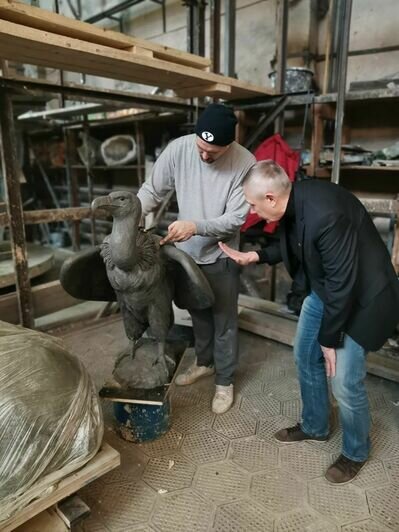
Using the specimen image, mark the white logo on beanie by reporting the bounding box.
[201,131,214,142]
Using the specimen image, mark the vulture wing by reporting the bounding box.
[60,247,117,301]
[161,244,214,310]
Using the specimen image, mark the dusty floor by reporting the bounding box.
[59,316,399,532]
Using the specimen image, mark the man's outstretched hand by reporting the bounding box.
[218,242,259,266]
[160,221,197,245]
[321,345,336,377]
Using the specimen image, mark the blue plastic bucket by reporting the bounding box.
[113,399,171,443]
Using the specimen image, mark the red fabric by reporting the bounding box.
[241,134,300,234]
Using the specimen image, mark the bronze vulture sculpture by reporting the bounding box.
[60,191,214,389]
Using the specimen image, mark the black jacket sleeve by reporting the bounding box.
[256,240,283,265]
[316,213,359,347]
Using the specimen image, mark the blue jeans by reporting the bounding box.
[294,291,370,462]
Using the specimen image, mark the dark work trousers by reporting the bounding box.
[188,258,241,386]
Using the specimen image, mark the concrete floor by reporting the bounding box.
[58,316,399,532]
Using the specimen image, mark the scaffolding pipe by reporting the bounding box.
[224,0,236,77]
[331,0,353,185]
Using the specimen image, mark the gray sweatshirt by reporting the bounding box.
[137,134,256,264]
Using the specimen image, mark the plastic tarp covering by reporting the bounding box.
[0,321,103,522]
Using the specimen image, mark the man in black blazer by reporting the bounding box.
[220,160,399,484]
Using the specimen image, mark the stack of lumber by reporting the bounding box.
[0,0,272,100]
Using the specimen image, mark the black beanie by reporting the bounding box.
[195,103,237,146]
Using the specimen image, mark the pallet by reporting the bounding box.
[13,508,68,532]
[0,0,210,70]
[0,443,120,532]
[0,3,272,99]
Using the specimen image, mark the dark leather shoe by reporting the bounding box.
[274,423,328,443]
[325,454,366,484]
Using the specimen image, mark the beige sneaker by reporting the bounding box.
[175,363,215,386]
[212,384,234,414]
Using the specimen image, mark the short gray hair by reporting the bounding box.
[243,160,292,197]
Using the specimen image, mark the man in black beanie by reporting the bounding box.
[138,103,255,414]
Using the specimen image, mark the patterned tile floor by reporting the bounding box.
[60,317,399,532]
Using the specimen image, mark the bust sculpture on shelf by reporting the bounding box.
[60,191,214,390]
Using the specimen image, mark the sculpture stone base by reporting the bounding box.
[112,338,179,390]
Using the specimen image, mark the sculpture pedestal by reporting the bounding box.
[99,339,187,443]
[113,400,171,443]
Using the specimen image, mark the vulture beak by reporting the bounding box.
[92,195,113,212]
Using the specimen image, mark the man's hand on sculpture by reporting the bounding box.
[321,345,336,378]
[160,221,197,244]
[218,242,260,266]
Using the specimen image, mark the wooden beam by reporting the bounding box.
[0,0,210,70]
[239,294,298,322]
[0,90,34,328]
[126,45,154,59]
[367,351,399,383]
[0,19,272,99]
[64,129,80,251]
[0,444,120,532]
[0,207,98,226]
[392,221,399,274]
[0,75,199,114]
[238,306,296,347]
[0,280,81,325]
[175,83,232,99]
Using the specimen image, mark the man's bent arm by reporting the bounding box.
[195,183,249,238]
[137,142,175,216]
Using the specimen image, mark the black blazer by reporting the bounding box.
[259,180,399,351]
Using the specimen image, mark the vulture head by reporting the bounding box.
[92,191,141,222]
[91,191,145,272]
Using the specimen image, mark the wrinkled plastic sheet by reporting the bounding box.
[0,321,103,522]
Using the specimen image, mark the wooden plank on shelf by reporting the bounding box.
[358,197,399,216]
[0,19,271,99]
[175,83,232,99]
[0,280,81,324]
[316,87,399,104]
[0,0,210,70]
[126,45,154,59]
[0,443,120,532]
[0,75,199,115]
